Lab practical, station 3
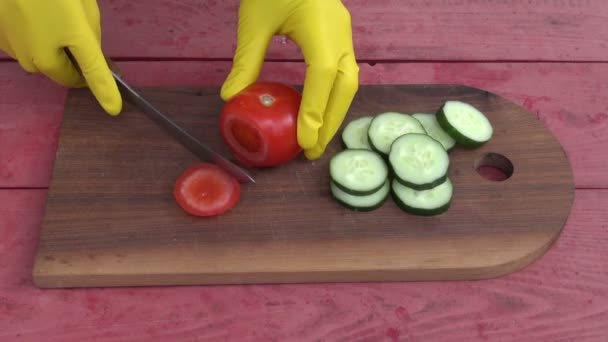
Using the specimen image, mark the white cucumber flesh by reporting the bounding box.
[412,113,456,151]
[341,116,373,150]
[389,133,449,190]
[329,149,389,196]
[367,112,426,155]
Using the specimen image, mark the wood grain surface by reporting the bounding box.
[32,84,574,287]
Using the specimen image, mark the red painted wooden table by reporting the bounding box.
[1,1,607,341]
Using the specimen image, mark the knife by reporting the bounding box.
[64,49,255,184]
[110,70,256,184]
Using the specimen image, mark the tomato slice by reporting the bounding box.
[173,163,241,217]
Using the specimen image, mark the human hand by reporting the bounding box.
[0,0,122,115]
[220,0,359,160]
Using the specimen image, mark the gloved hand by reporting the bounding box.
[221,0,359,160]
[0,0,122,115]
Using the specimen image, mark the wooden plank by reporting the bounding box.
[31,84,574,287]
[1,61,606,189]
[1,189,606,340]
[3,0,606,61]
[0,68,66,188]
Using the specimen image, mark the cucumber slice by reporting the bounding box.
[367,112,426,155]
[329,149,389,196]
[436,101,493,147]
[412,113,456,151]
[331,179,390,211]
[341,116,373,150]
[391,178,453,216]
[389,133,449,190]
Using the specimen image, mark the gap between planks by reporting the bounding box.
[3,58,608,64]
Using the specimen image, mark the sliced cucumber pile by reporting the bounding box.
[329,100,492,215]
[341,116,373,150]
[436,100,493,147]
[412,113,456,151]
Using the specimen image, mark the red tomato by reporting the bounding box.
[173,163,241,217]
[220,82,302,167]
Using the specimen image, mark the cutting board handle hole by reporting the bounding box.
[475,153,514,182]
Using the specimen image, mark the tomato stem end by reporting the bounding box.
[259,94,275,107]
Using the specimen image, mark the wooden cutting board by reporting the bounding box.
[32,84,574,288]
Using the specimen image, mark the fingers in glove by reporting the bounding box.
[220,32,274,100]
[0,33,18,61]
[32,48,86,88]
[304,53,359,160]
[297,55,340,152]
[220,1,276,101]
[15,54,38,74]
[2,34,37,73]
[67,33,122,116]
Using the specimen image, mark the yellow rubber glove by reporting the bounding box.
[220,0,359,160]
[0,0,122,115]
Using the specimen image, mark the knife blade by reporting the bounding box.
[63,48,255,184]
[110,71,256,184]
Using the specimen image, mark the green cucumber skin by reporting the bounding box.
[368,135,455,159]
[393,173,448,191]
[330,180,390,211]
[333,196,388,212]
[391,191,451,216]
[330,175,386,196]
[341,138,371,151]
[367,134,389,158]
[436,105,487,148]
[331,187,390,211]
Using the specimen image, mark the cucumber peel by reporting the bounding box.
[331,179,390,211]
[391,178,453,216]
[436,101,493,148]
